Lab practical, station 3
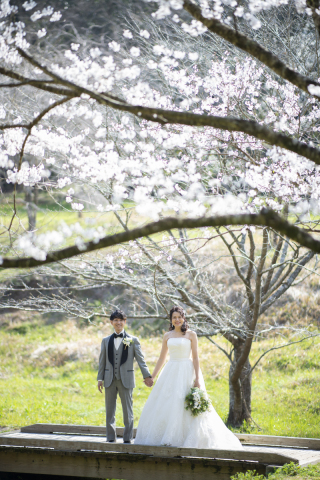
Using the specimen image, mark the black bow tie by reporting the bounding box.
[114,333,123,339]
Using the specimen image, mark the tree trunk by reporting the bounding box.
[227,345,252,427]
[25,186,37,232]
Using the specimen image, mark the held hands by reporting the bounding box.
[144,377,154,387]
[98,378,153,389]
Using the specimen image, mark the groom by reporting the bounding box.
[97,309,153,443]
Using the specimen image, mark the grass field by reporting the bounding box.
[231,462,320,479]
[0,312,319,440]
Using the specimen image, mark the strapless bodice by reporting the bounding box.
[168,337,191,361]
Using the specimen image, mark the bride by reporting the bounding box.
[135,306,243,449]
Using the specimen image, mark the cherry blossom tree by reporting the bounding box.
[1,0,320,425]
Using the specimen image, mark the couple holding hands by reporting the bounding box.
[97,306,242,449]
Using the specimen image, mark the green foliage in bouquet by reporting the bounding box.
[185,387,211,417]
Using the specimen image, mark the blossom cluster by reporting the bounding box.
[0,1,319,260]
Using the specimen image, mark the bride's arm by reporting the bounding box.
[190,331,201,388]
[151,334,169,380]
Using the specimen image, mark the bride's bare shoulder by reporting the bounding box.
[186,330,197,338]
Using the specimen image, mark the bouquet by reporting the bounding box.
[185,387,211,417]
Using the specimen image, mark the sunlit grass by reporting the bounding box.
[231,462,320,480]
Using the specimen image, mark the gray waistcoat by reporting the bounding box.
[113,341,123,380]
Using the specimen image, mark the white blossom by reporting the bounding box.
[0,153,13,169]
[244,13,261,29]
[308,84,320,97]
[30,6,53,21]
[147,60,158,69]
[108,41,120,52]
[22,1,37,11]
[140,30,150,39]
[37,28,46,38]
[181,20,207,37]
[50,11,62,22]
[123,30,133,39]
[295,0,306,14]
[234,6,244,16]
[173,50,185,59]
[71,203,84,211]
[57,177,72,189]
[90,48,101,59]
[130,47,140,57]
[7,163,44,186]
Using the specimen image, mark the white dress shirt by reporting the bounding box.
[114,329,124,350]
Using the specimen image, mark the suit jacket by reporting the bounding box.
[97,332,151,389]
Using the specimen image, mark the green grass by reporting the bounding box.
[1,313,319,440]
[231,463,320,479]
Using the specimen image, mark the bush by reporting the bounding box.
[231,471,265,480]
[231,463,320,480]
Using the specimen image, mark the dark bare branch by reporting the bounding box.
[260,250,315,314]
[249,333,320,376]
[262,234,284,296]
[2,209,320,269]
[0,66,75,96]
[205,335,232,361]
[262,248,300,302]
[218,228,248,286]
[246,230,255,284]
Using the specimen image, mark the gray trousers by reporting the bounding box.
[105,378,133,442]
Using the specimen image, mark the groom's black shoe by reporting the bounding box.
[123,440,132,444]
[107,439,115,442]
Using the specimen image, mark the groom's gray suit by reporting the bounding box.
[97,331,151,442]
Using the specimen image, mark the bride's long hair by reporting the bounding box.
[169,306,189,335]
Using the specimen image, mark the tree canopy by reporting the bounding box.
[0,0,320,267]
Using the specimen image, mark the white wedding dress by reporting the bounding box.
[135,337,243,449]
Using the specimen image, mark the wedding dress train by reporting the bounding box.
[135,337,243,449]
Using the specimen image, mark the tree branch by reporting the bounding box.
[12,48,320,166]
[0,96,71,132]
[205,335,232,361]
[0,66,75,96]
[266,237,290,292]
[153,264,170,316]
[230,228,269,383]
[262,248,301,302]
[248,333,320,376]
[246,229,255,284]
[2,209,320,269]
[260,250,315,314]
[183,0,319,95]
[217,228,248,286]
[262,233,284,296]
